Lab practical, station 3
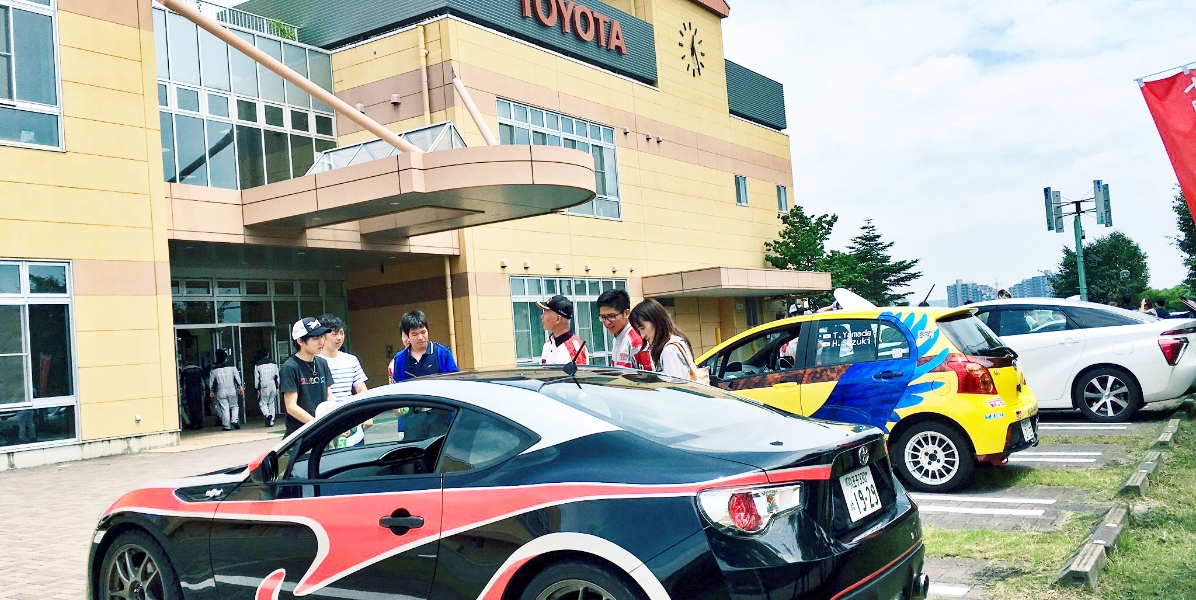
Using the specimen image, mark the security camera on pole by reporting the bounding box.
[1043,180,1113,301]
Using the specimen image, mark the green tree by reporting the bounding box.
[813,250,866,306]
[765,206,838,271]
[1049,231,1149,305]
[845,219,922,305]
[1142,284,1193,312]
[1171,190,1196,289]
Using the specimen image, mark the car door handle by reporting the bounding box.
[873,371,904,380]
[1060,338,1080,346]
[379,510,424,535]
[772,382,798,390]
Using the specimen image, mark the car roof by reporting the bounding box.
[700,305,976,359]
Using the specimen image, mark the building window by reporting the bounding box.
[0,0,61,150]
[734,175,749,206]
[154,6,336,190]
[776,185,788,212]
[496,99,620,219]
[510,276,627,366]
[0,260,77,449]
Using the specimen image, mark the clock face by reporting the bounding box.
[678,21,705,77]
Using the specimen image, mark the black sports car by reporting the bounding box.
[89,368,929,600]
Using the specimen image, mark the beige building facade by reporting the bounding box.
[0,0,827,468]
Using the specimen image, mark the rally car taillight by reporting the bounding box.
[1159,337,1188,366]
[697,483,803,534]
[944,354,996,395]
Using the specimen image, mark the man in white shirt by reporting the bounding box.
[318,314,369,446]
[597,289,651,370]
[538,295,588,365]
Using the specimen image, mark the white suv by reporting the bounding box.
[971,298,1196,422]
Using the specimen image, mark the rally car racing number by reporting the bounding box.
[840,466,882,522]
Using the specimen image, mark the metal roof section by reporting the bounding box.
[242,142,597,236]
[725,60,787,131]
[642,267,830,298]
[234,0,658,84]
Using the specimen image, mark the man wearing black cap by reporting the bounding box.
[280,317,336,436]
[538,295,588,365]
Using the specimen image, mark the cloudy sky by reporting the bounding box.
[722,0,1196,300]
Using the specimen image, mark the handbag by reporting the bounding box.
[667,338,709,384]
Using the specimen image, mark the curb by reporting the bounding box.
[1118,450,1164,497]
[1178,398,1196,420]
[1056,412,1183,590]
[1053,505,1128,589]
[1151,418,1180,449]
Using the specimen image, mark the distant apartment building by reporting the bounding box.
[947,279,996,307]
[1010,274,1055,298]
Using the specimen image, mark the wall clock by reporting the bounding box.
[678,21,705,77]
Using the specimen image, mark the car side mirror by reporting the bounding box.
[249,450,278,484]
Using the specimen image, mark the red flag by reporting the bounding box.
[1142,71,1196,217]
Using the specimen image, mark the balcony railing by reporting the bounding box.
[154,0,299,41]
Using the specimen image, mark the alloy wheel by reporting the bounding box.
[104,546,163,600]
[1083,375,1130,419]
[535,579,618,600]
[904,430,960,486]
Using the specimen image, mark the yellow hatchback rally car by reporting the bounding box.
[697,307,1039,492]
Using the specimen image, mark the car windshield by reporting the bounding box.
[539,375,787,448]
[937,314,1005,355]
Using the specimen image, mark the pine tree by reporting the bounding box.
[846,220,922,305]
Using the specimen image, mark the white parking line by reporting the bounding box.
[1017,451,1103,456]
[928,583,971,597]
[909,493,1056,505]
[917,505,1046,516]
[1008,456,1098,463]
[1039,424,1129,430]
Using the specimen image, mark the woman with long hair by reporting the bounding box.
[629,299,699,380]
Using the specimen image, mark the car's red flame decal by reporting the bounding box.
[104,465,832,597]
[255,569,286,600]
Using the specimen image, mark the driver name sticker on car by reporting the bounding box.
[1021,418,1036,442]
[839,466,882,523]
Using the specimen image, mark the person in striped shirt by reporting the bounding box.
[317,314,369,445]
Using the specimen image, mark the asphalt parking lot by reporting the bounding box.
[922,399,1185,599]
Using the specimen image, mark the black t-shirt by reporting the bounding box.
[404,349,442,379]
[280,354,334,436]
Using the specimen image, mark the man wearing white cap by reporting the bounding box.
[280,317,336,436]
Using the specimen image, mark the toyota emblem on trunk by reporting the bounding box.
[858,446,869,465]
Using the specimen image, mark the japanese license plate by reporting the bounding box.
[1021,418,1036,442]
[839,466,883,523]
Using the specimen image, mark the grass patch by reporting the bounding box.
[924,419,1196,598]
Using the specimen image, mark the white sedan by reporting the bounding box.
[970,298,1196,422]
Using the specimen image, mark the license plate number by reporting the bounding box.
[1021,418,1036,442]
[839,466,882,523]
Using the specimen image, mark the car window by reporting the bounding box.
[710,323,801,381]
[973,309,993,326]
[812,319,898,366]
[437,409,535,474]
[998,308,1073,336]
[937,314,1003,355]
[541,376,785,446]
[1063,306,1155,328]
[284,402,456,481]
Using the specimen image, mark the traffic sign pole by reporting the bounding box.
[1073,208,1087,301]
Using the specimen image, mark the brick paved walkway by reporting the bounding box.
[0,436,278,600]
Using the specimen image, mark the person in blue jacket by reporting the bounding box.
[389,311,459,438]
[389,310,459,382]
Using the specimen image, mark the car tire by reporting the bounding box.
[99,530,183,600]
[518,560,646,600]
[891,421,974,493]
[1073,367,1142,423]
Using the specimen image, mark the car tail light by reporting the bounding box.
[698,483,803,535]
[944,354,996,395]
[1162,325,1196,336]
[1159,338,1188,366]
